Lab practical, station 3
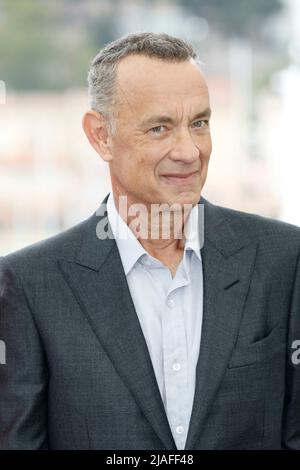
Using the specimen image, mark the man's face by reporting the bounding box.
[107,54,212,208]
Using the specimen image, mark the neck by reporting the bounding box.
[111,190,192,259]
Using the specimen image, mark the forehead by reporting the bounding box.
[115,55,209,116]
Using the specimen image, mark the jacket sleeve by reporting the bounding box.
[0,256,48,449]
[282,249,300,449]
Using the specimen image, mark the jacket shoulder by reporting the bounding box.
[1,213,96,273]
[221,204,299,231]
[214,202,300,245]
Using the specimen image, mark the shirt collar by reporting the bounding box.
[106,192,202,276]
[184,202,202,262]
[107,192,147,275]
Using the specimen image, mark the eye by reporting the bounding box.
[149,125,166,134]
[192,119,209,129]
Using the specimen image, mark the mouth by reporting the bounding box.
[160,171,198,185]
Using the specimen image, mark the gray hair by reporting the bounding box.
[87,32,198,133]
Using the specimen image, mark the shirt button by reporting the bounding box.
[173,362,181,372]
[167,299,175,308]
[176,425,184,434]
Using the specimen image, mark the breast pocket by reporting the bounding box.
[228,323,286,369]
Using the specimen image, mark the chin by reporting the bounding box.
[171,191,201,207]
[154,188,201,208]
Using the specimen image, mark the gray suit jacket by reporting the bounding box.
[0,195,300,450]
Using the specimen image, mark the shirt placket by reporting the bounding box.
[162,263,190,450]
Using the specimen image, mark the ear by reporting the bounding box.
[82,110,113,162]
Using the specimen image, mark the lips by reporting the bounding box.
[161,171,198,184]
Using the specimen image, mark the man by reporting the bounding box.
[0,32,300,450]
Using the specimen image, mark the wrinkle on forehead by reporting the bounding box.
[117,88,210,126]
[114,56,209,120]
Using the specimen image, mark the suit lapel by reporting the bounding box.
[184,199,258,449]
[58,196,176,450]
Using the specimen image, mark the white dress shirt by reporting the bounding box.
[106,192,203,450]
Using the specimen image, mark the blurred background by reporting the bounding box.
[0,0,300,254]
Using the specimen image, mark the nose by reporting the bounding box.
[168,127,200,163]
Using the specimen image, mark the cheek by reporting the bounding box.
[117,150,156,188]
[112,134,168,182]
[135,144,167,176]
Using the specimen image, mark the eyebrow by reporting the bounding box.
[141,107,212,127]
